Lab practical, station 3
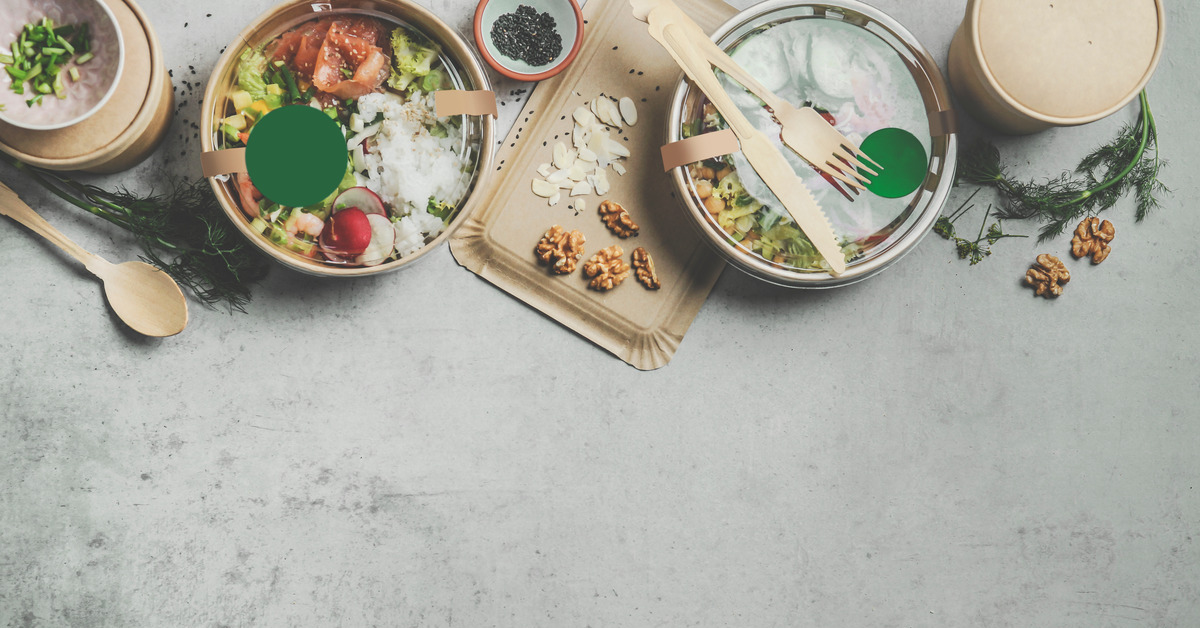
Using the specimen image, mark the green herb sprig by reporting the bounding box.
[958,90,1168,243]
[2,156,270,312]
[934,188,1027,265]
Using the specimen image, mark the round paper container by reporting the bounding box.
[0,0,172,173]
[667,0,957,289]
[200,0,495,278]
[948,0,1164,135]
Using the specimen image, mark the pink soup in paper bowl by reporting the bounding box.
[0,0,124,130]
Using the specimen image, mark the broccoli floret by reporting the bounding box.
[389,27,440,92]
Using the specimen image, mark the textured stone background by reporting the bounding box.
[2,0,1197,626]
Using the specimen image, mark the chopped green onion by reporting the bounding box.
[2,16,93,106]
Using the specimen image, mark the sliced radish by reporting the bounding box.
[355,214,397,267]
[319,207,373,260]
[332,186,386,216]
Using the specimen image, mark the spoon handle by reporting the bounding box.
[0,182,109,273]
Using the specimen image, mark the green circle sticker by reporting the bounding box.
[244,105,347,208]
[859,127,927,199]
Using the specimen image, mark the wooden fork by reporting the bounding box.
[632,0,882,192]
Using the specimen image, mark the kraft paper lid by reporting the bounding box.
[0,0,152,159]
[976,0,1163,119]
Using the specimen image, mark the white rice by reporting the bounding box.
[355,92,470,257]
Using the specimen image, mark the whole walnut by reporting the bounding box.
[534,226,586,275]
[1070,217,1115,263]
[583,245,631,291]
[598,200,639,238]
[1025,254,1070,298]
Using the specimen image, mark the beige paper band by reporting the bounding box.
[434,90,498,118]
[202,148,247,177]
[928,109,958,137]
[660,129,739,172]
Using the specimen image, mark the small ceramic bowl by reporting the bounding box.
[474,0,583,81]
[0,0,124,131]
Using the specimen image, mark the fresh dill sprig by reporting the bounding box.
[935,188,1027,265]
[957,90,1168,243]
[1,156,270,312]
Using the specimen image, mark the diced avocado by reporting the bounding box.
[323,106,337,120]
[222,113,247,131]
[263,93,283,109]
[266,83,284,96]
[230,89,253,111]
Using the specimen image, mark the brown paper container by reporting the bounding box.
[0,0,173,172]
[948,0,1164,135]
[199,0,495,278]
[450,0,737,371]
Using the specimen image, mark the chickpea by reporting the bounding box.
[716,167,733,181]
[694,179,713,200]
[697,166,715,180]
[704,195,725,215]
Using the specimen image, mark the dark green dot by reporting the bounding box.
[859,127,927,199]
[245,105,347,208]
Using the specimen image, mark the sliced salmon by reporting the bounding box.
[311,18,390,98]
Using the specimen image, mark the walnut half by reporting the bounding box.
[598,200,640,238]
[1025,253,1070,298]
[535,225,586,275]
[631,247,660,290]
[583,245,631,291]
[1071,217,1115,264]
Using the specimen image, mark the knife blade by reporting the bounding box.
[639,5,846,274]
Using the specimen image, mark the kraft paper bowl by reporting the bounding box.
[200,0,495,277]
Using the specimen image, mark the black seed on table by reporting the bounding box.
[628,69,634,74]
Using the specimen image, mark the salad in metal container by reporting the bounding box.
[215,15,480,267]
[680,16,932,272]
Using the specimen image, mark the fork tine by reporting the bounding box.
[818,162,868,190]
[833,148,878,178]
[849,145,884,172]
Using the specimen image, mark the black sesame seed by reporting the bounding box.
[490,5,563,67]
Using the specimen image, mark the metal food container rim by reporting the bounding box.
[199,0,496,277]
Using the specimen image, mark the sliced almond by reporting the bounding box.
[568,163,588,182]
[548,191,561,206]
[552,142,575,170]
[531,179,558,198]
[573,106,597,128]
[619,97,638,126]
[537,162,552,177]
[612,162,627,176]
[576,199,587,214]
[594,170,611,196]
[605,138,631,158]
[547,169,570,184]
[577,146,598,162]
[570,181,592,197]
[572,124,588,149]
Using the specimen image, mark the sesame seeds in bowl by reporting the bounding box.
[473,0,584,81]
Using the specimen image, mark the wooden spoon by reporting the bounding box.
[0,182,188,337]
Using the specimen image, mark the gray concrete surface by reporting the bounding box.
[2,0,1197,626]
